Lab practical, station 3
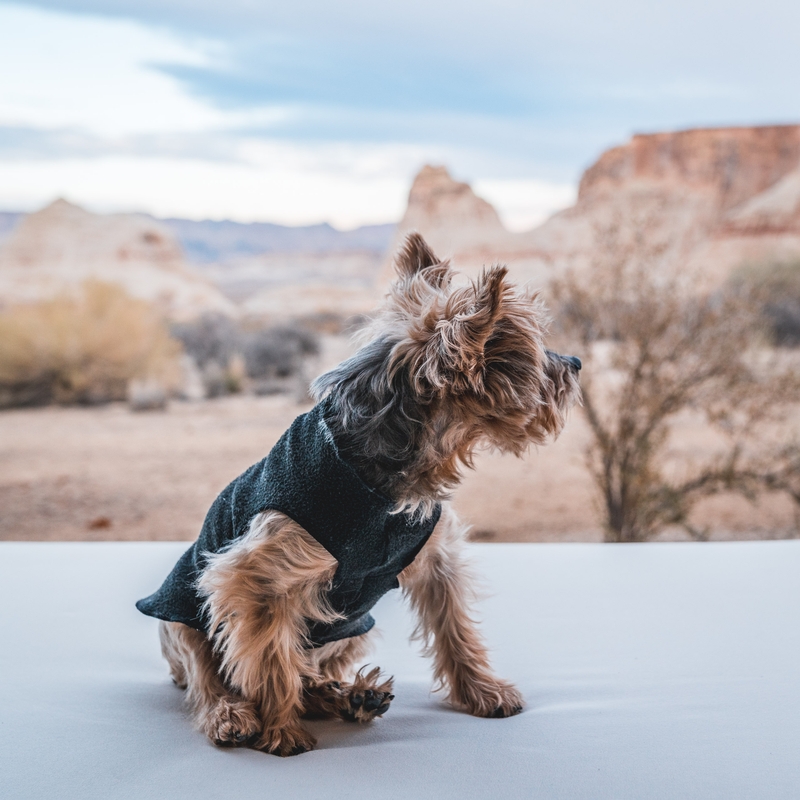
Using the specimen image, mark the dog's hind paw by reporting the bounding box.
[453,675,524,719]
[340,666,394,723]
[256,724,317,757]
[205,698,261,747]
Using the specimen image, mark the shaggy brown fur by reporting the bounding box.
[157,233,580,756]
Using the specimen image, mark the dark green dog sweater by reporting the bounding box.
[136,399,441,646]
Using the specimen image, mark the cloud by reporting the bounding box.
[2,0,799,225]
[0,125,250,161]
[0,4,227,137]
[144,20,553,120]
[17,0,800,86]
[0,144,425,227]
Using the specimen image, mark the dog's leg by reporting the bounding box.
[159,621,261,746]
[198,511,339,756]
[399,505,524,718]
[302,635,394,722]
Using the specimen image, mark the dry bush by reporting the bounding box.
[171,313,241,397]
[242,326,319,382]
[171,313,239,372]
[0,281,181,408]
[172,314,320,397]
[551,221,800,542]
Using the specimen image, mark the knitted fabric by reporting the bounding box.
[136,399,441,646]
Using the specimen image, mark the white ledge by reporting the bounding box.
[2,541,799,799]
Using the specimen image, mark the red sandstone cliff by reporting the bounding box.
[578,126,800,213]
[532,125,800,284]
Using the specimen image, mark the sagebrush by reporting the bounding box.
[0,281,181,408]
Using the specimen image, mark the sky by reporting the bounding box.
[0,1,799,230]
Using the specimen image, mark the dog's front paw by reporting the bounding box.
[169,666,188,690]
[256,723,317,757]
[205,698,261,747]
[340,666,394,723]
[452,675,524,719]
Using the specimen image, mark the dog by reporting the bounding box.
[137,233,581,756]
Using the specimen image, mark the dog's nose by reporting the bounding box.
[565,356,582,371]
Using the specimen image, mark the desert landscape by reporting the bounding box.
[2,391,796,543]
[2,124,800,544]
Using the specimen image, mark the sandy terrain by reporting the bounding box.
[1,393,795,543]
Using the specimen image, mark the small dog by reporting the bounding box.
[137,233,581,756]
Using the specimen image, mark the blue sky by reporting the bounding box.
[1,0,798,228]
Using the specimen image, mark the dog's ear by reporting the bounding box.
[418,266,508,394]
[394,233,451,288]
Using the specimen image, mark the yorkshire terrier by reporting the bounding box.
[137,233,581,756]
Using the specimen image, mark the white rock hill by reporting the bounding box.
[0,199,235,319]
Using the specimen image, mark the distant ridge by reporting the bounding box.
[153,218,395,263]
[0,212,23,241]
[0,210,395,263]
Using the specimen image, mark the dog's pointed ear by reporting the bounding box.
[420,265,508,394]
[394,233,450,288]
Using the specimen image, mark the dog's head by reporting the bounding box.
[313,233,581,505]
[380,233,581,452]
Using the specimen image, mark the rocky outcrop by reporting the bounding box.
[578,126,800,212]
[385,126,800,291]
[0,200,235,318]
[391,165,508,255]
[529,125,800,284]
[382,165,555,286]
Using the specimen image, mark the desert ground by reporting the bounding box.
[1,375,795,544]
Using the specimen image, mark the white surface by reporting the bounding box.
[1,542,798,800]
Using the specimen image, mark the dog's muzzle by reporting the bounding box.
[545,349,582,372]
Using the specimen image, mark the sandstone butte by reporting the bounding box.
[386,125,800,290]
[0,199,235,319]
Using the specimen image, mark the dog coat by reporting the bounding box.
[136,398,441,646]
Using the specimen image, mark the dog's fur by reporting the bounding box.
[159,233,581,756]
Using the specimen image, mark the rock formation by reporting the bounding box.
[578,126,800,213]
[0,199,235,319]
[387,126,800,290]
[546,125,800,284]
[382,165,533,285]
[391,165,508,254]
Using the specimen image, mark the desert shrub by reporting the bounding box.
[732,260,800,347]
[551,222,800,542]
[0,281,181,408]
[171,314,320,397]
[241,326,319,380]
[171,313,239,370]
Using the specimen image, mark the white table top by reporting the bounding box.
[1,541,798,799]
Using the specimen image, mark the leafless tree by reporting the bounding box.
[550,219,800,542]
